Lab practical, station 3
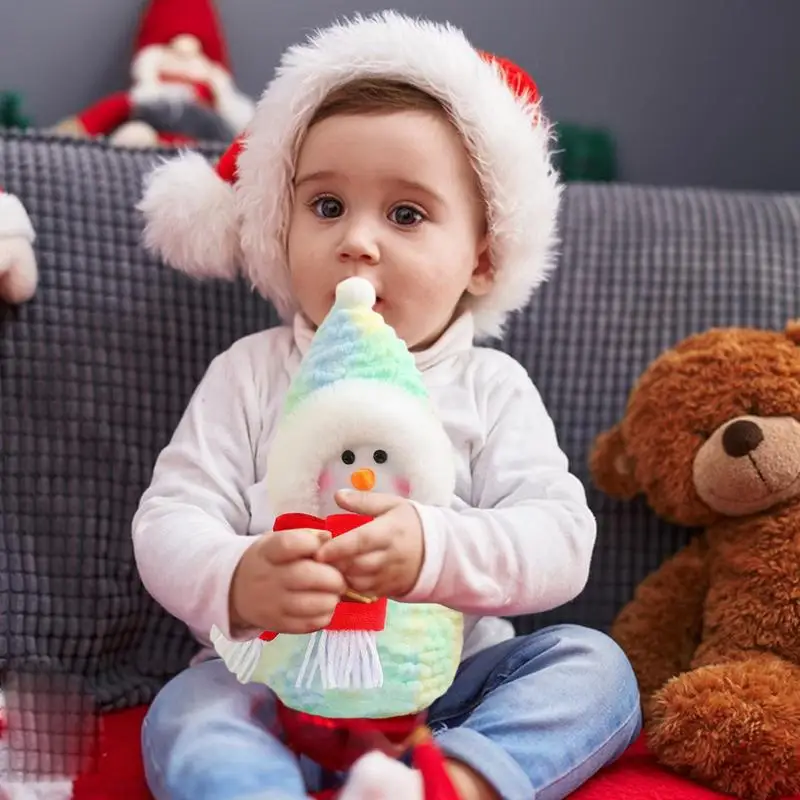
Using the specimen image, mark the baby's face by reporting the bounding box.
[287,110,492,349]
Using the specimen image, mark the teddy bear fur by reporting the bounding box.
[590,320,800,800]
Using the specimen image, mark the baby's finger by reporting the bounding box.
[280,613,337,635]
[262,528,331,565]
[281,591,340,620]
[316,522,391,564]
[345,573,382,596]
[344,551,387,577]
[284,559,347,594]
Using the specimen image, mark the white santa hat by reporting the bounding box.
[138,11,562,340]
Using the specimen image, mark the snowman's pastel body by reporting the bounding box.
[211,277,463,719]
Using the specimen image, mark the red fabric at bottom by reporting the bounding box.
[277,703,425,772]
[69,705,800,800]
[71,705,151,800]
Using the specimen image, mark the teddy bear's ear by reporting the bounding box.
[784,319,800,345]
[589,424,640,500]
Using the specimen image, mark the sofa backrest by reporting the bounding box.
[2,131,800,709]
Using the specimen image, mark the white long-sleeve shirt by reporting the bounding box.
[132,312,597,663]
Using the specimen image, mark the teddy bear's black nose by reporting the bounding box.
[722,419,764,458]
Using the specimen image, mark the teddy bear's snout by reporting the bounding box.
[693,415,800,516]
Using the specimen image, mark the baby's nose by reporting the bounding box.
[337,221,380,265]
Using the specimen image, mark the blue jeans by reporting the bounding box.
[142,625,641,800]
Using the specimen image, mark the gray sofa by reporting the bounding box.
[2,130,799,715]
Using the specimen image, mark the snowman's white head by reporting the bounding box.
[266,277,456,517]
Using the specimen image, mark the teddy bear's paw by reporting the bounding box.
[648,659,800,799]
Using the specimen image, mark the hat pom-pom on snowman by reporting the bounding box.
[0,189,37,304]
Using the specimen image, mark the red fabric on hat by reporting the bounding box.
[478,51,540,105]
[133,0,230,70]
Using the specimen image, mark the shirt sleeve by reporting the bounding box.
[131,347,261,642]
[404,359,597,616]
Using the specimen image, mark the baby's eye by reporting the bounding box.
[312,196,344,219]
[341,450,356,465]
[389,204,424,227]
[373,449,388,464]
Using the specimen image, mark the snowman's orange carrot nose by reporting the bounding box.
[351,468,375,491]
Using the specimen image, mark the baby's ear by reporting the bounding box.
[466,236,494,298]
[589,424,639,499]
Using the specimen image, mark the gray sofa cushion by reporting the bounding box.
[2,131,799,709]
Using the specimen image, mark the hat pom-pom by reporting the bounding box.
[335,276,376,309]
[137,151,240,280]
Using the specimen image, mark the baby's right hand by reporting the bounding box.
[229,529,347,634]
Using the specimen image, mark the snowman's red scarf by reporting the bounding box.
[259,513,388,643]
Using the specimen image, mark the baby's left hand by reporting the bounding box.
[316,491,424,598]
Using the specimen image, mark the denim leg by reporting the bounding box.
[427,625,642,800]
[142,658,323,800]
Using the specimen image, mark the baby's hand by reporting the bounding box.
[229,528,347,634]
[316,491,425,599]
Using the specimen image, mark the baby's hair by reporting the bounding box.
[309,78,451,126]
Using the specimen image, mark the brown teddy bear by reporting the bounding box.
[590,320,800,800]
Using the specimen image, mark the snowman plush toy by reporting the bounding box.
[211,276,463,799]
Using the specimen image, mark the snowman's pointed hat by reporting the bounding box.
[266,277,455,515]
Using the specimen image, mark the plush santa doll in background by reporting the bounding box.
[0,189,37,304]
[53,0,255,147]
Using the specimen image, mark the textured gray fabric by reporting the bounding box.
[0,131,275,710]
[2,130,800,709]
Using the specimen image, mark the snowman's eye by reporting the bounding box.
[373,450,388,464]
[341,450,356,465]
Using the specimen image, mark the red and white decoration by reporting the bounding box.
[54,0,254,147]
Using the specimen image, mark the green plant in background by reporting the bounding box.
[0,92,33,129]
[554,122,617,182]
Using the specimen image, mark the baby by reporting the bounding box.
[133,11,641,800]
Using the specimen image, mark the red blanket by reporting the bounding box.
[67,706,800,800]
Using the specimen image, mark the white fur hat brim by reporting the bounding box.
[266,379,456,516]
[139,11,562,340]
